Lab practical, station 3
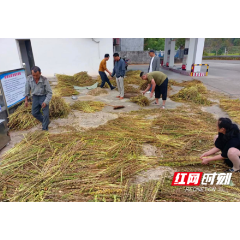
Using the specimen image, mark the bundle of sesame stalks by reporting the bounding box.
[55,74,79,97]
[130,94,150,107]
[71,100,105,113]
[124,71,141,85]
[88,87,108,96]
[125,70,141,77]
[2,106,240,202]
[96,76,117,88]
[8,103,39,130]
[220,98,240,124]
[49,95,71,118]
[8,96,71,131]
[124,85,140,93]
[170,83,211,105]
[121,180,164,202]
[139,81,149,91]
[169,79,203,88]
[73,72,97,87]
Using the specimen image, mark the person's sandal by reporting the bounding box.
[152,102,158,105]
[161,105,166,109]
[225,168,240,173]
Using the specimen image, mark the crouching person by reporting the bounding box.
[25,66,52,131]
[140,71,168,109]
[200,117,240,172]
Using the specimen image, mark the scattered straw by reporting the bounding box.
[2,105,239,202]
[71,100,105,113]
[126,70,141,77]
[220,99,240,124]
[124,85,140,93]
[88,87,108,96]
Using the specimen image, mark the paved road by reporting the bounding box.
[128,60,240,98]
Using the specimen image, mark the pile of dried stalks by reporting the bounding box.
[8,96,71,131]
[73,72,97,87]
[88,87,108,96]
[130,94,150,107]
[121,180,164,202]
[126,70,141,77]
[71,100,105,113]
[171,83,211,105]
[169,79,203,88]
[139,81,149,91]
[124,85,140,93]
[55,74,79,97]
[97,76,117,88]
[49,95,71,118]
[2,105,239,202]
[8,103,39,130]
[220,98,240,124]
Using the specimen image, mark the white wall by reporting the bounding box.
[0,38,113,77]
[0,38,22,72]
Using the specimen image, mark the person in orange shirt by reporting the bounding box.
[99,54,115,90]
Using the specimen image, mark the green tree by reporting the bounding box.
[233,39,240,46]
[144,38,165,51]
[175,38,185,48]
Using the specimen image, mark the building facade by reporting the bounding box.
[0,38,114,77]
[113,38,144,52]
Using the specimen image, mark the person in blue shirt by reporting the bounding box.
[111,53,125,99]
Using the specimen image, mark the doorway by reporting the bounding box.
[17,39,35,75]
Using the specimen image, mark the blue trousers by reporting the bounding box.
[32,95,50,130]
[99,71,113,89]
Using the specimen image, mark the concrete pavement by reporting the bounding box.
[128,60,240,99]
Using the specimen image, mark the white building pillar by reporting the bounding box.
[193,38,205,72]
[163,38,170,65]
[169,40,175,67]
[186,38,197,71]
[182,38,190,70]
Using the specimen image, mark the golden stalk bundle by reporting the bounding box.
[220,99,240,124]
[73,72,97,87]
[8,96,71,131]
[124,85,140,93]
[171,84,211,105]
[88,87,108,96]
[71,100,105,113]
[130,94,150,107]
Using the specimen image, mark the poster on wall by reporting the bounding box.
[0,69,26,108]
